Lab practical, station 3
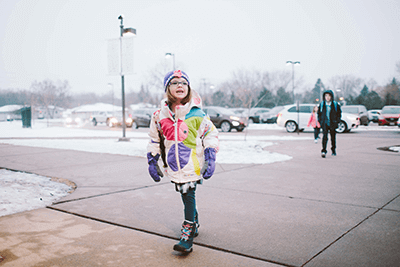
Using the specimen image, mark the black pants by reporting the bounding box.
[313,127,320,140]
[322,125,336,153]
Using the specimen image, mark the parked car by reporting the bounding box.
[276,104,360,133]
[341,105,369,125]
[368,109,381,123]
[260,106,284,123]
[203,106,247,132]
[378,105,400,126]
[64,113,87,127]
[90,111,114,126]
[248,108,270,123]
[107,114,133,128]
[131,108,158,128]
[230,107,270,123]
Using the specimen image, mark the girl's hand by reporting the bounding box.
[147,152,163,182]
[201,147,216,179]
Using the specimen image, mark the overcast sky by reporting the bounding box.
[0,0,399,96]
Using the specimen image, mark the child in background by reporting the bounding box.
[307,105,321,143]
[318,89,342,157]
[147,70,219,253]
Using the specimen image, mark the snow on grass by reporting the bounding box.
[0,169,74,217]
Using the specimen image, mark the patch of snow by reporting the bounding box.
[0,169,73,217]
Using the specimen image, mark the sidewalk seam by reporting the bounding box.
[301,193,400,266]
[52,182,170,204]
[46,206,295,267]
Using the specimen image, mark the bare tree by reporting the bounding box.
[328,75,363,98]
[260,70,292,94]
[145,60,171,93]
[30,79,70,118]
[365,78,378,92]
[217,69,260,108]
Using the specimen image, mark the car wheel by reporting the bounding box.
[336,120,347,133]
[285,121,297,133]
[220,121,232,132]
[132,121,138,129]
[92,119,97,126]
[248,118,254,124]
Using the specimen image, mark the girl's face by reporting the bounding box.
[169,77,189,103]
[314,106,318,112]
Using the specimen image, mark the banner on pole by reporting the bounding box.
[107,37,134,76]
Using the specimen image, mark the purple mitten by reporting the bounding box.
[201,147,216,179]
[147,152,163,182]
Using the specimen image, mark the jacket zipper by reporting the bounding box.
[173,119,182,182]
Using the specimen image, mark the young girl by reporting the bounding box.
[147,70,219,253]
[307,105,321,143]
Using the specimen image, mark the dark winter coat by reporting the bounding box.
[318,89,342,129]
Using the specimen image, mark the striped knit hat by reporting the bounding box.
[163,70,190,92]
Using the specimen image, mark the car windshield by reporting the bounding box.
[382,107,400,114]
[342,107,358,114]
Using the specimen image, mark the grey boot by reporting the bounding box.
[173,220,195,253]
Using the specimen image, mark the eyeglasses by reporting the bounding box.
[170,81,188,87]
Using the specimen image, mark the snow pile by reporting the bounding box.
[217,141,292,164]
[0,121,297,164]
[0,169,74,217]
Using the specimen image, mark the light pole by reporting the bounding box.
[165,53,175,70]
[118,15,136,141]
[286,61,300,103]
[108,83,114,113]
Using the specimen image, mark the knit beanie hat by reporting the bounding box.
[163,70,190,92]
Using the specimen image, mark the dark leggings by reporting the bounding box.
[181,186,197,222]
[314,127,320,140]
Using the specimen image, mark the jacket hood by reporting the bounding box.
[160,90,203,119]
[323,89,334,101]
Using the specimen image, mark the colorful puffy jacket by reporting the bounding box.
[147,91,219,184]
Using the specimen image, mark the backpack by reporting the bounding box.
[320,101,338,112]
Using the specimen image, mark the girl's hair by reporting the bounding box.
[166,85,192,106]
[313,105,319,113]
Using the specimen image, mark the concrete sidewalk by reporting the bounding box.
[0,131,399,266]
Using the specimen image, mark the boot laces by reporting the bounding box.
[181,223,192,241]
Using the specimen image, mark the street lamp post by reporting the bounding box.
[108,83,114,112]
[286,61,300,103]
[165,53,175,70]
[118,15,136,141]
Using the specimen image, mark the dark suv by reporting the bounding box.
[203,106,247,132]
[131,108,158,128]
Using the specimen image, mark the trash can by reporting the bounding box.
[21,107,32,128]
